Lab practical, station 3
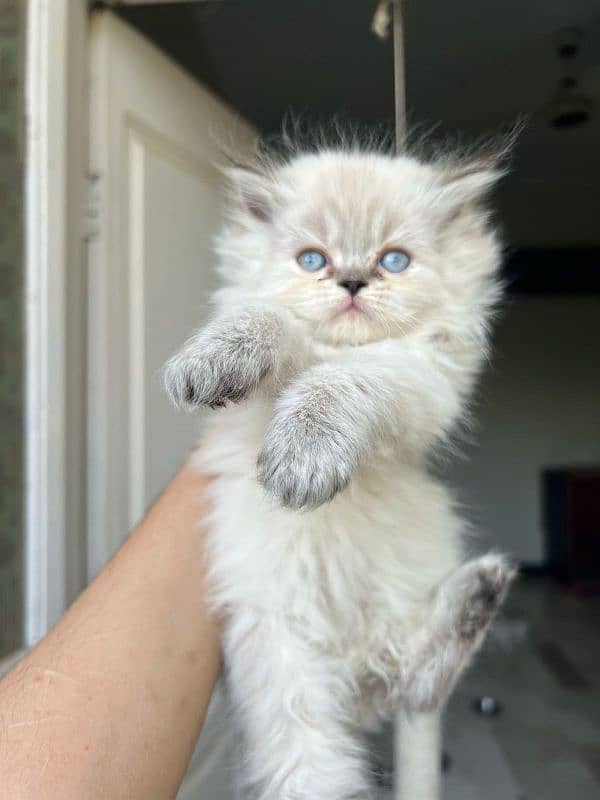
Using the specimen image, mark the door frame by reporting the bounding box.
[19,6,235,795]
[22,0,88,650]
[18,0,221,657]
[20,3,232,634]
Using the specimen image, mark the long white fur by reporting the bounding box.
[165,140,515,800]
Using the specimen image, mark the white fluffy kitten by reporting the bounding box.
[164,134,515,800]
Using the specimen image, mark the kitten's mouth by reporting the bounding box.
[332,297,367,319]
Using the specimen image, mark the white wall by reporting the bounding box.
[448,296,600,565]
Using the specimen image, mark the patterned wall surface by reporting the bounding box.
[0,0,23,657]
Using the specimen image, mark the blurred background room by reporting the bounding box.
[1,1,599,798]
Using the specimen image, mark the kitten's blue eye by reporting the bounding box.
[379,250,411,273]
[297,250,327,271]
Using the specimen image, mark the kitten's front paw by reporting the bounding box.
[165,311,284,411]
[257,407,357,510]
[164,340,271,411]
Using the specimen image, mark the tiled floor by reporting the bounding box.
[378,577,600,799]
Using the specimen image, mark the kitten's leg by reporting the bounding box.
[257,340,468,510]
[402,553,516,712]
[225,613,372,800]
[164,305,310,411]
[257,364,376,509]
[381,556,512,800]
[257,334,483,509]
[394,709,441,800]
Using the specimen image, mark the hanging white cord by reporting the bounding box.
[371,0,407,152]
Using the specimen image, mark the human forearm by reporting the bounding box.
[0,464,219,800]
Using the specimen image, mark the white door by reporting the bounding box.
[88,11,255,798]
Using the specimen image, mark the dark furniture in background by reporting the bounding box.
[543,468,600,590]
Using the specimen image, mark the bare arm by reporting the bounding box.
[0,464,219,800]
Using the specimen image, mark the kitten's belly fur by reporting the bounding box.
[198,399,462,693]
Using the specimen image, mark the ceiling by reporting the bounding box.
[112,0,600,286]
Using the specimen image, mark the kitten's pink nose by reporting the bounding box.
[338,279,367,297]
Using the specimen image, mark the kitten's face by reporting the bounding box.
[221,151,501,345]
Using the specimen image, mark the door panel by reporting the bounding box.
[88,11,255,798]
[128,127,222,524]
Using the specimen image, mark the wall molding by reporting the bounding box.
[24,0,88,645]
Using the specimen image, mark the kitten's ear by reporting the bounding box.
[438,161,505,206]
[225,160,275,223]
[435,124,522,210]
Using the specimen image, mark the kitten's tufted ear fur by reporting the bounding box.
[438,161,505,206]
[225,159,275,223]
[434,123,522,211]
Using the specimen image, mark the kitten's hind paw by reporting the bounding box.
[455,554,516,640]
[403,554,516,711]
[438,554,517,642]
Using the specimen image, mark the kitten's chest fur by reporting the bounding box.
[199,396,461,656]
